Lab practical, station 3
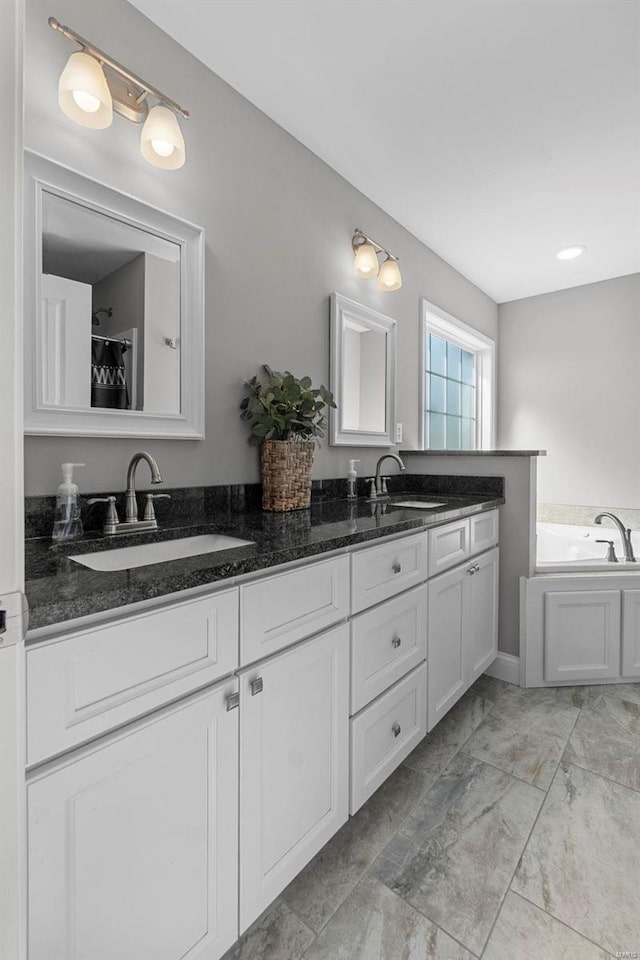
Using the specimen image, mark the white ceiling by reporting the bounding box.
[129,0,640,302]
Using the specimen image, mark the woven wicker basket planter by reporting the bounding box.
[261,439,315,512]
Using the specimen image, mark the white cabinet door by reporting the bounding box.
[622,589,640,678]
[469,510,499,556]
[28,681,239,960]
[544,590,621,682]
[239,624,349,932]
[466,547,499,684]
[427,519,469,577]
[428,564,467,731]
[241,555,349,664]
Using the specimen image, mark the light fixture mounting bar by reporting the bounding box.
[48,17,190,119]
[352,227,399,262]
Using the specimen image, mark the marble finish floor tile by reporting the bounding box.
[463,684,580,789]
[512,762,640,956]
[373,753,543,956]
[566,681,640,707]
[564,694,640,791]
[303,876,474,960]
[483,890,611,960]
[402,675,511,784]
[223,899,314,960]
[282,763,428,933]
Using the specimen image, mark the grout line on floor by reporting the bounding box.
[557,756,640,796]
[456,748,548,794]
[476,754,558,958]
[508,887,617,957]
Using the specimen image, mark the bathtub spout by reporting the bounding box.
[594,513,636,562]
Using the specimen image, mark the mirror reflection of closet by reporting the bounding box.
[329,293,396,447]
[24,152,205,439]
[41,191,181,414]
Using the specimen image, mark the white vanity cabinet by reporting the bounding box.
[25,508,501,960]
[428,546,499,730]
[238,623,349,931]
[28,679,240,960]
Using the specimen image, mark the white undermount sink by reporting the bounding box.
[391,500,447,509]
[70,533,255,572]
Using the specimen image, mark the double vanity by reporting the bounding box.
[24,491,501,960]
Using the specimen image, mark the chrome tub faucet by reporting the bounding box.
[594,512,636,562]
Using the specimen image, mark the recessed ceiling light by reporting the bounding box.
[556,245,587,260]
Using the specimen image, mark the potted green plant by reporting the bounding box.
[240,364,336,511]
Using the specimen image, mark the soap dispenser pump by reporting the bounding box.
[347,459,360,499]
[52,462,85,541]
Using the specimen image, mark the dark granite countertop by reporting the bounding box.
[399,449,546,457]
[25,493,503,635]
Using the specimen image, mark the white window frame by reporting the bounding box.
[419,299,495,451]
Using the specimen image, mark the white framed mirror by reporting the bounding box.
[329,293,396,447]
[24,151,205,438]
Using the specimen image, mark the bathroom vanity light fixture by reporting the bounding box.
[49,17,189,169]
[352,229,402,291]
[556,245,586,260]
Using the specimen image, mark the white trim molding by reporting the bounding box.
[329,293,396,447]
[484,652,520,686]
[419,298,495,451]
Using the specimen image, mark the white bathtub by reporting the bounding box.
[537,521,640,572]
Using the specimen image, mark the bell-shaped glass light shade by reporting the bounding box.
[353,241,379,278]
[58,52,113,129]
[377,257,402,291]
[140,105,186,170]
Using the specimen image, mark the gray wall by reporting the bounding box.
[23,0,497,495]
[498,274,640,510]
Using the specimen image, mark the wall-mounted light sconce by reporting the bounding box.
[49,17,189,170]
[352,228,402,292]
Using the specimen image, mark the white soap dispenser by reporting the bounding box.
[52,462,86,541]
[347,459,360,499]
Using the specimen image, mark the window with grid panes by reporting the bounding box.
[421,300,494,451]
[425,334,476,449]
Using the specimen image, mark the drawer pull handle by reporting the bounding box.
[392,722,401,738]
[226,692,240,711]
[468,566,476,575]
[392,561,402,574]
[250,677,264,696]
[391,635,402,649]
[474,564,480,572]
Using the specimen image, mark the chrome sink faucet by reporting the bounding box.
[89,452,170,537]
[594,512,636,562]
[367,453,406,500]
[125,452,163,522]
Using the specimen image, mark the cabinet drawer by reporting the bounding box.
[26,589,239,766]
[350,662,427,814]
[240,555,349,665]
[350,584,427,714]
[351,533,428,614]
[470,510,499,556]
[428,519,469,576]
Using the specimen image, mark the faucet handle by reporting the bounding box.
[88,496,120,532]
[143,493,171,522]
[366,478,377,499]
[595,539,618,563]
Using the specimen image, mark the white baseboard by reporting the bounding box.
[485,652,520,685]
